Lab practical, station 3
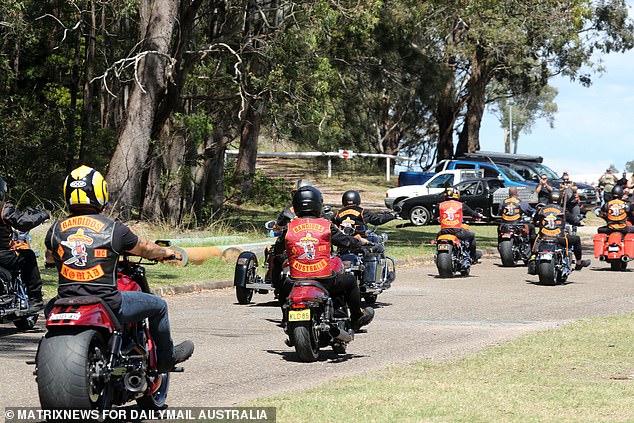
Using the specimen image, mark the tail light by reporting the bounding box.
[290,301,307,309]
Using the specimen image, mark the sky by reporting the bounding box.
[479,10,634,185]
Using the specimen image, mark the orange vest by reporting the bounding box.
[439,200,464,229]
[285,217,332,279]
[605,199,628,229]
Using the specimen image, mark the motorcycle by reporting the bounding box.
[435,232,473,278]
[339,228,396,304]
[593,231,634,271]
[35,245,179,411]
[234,220,289,305]
[497,219,532,267]
[534,235,574,285]
[0,230,40,330]
[282,260,354,362]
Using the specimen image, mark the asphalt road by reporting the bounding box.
[1,254,633,414]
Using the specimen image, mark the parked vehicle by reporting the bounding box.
[458,151,597,212]
[497,219,533,267]
[533,237,574,285]
[0,230,40,330]
[340,228,396,304]
[435,228,474,278]
[282,272,354,362]
[385,169,483,210]
[397,171,434,186]
[399,178,533,226]
[433,159,536,188]
[593,231,634,271]
[35,249,178,411]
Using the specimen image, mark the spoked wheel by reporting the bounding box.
[37,330,108,409]
[537,261,556,286]
[498,240,516,267]
[235,257,257,304]
[436,250,454,278]
[290,323,319,362]
[13,313,38,331]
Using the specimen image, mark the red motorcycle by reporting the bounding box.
[593,231,634,271]
[283,256,354,362]
[35,249,179,411]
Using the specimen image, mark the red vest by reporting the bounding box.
[439,200,464,229]
[285,217,332,279]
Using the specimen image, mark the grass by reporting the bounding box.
[250,313,634,422]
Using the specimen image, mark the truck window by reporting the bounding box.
[455,163,476,170]
[475,182,484,195]
[481,165,500,178]
[428,173,454,188]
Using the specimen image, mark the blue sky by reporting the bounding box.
[480,26,634,184]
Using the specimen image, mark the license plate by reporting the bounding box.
[437,244,450,251]
[608,246,620,252]
[501,233,512,238]
[539,253,553,260]
[49,312,81,321]
[288,309,310,322]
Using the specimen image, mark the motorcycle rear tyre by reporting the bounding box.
[498,240,516,267]
[37,329,106,409]
[290,324,319,362]
[436,250,454,278]
[537,261,556,286]
[363,294,377,304]
[236,257,257,304]
[610,260,627,271]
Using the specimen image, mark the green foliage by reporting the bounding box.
[223,163,288,208]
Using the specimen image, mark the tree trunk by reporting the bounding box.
[235,100,263,201]
[106,0,179,220]
[456,46,488,157]
[435,76,458,162]
[79,0,96,163]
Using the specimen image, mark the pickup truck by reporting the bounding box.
[398,177,535,226]
[385,169,484,210]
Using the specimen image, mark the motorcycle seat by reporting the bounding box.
[293,280,330,295]
[51,296,122,330]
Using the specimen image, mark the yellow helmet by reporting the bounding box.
[64,165,108,212]
[445,187,460,200]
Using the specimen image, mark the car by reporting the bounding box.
[385,169,483,209]
[458,151,598,212]
[433,159,536,188]
[399,177,532,226]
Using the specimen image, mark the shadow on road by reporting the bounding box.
[0,325,41,360]
[266,349,365,363]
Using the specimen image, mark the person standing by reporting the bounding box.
[535,173,554,204]
[598,169,618,204]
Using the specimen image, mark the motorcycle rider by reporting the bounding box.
[44,165,194,372]
[271,185,374,331]
[597,185,634,235]
[499,186,536,246]
[0,176,50,311]
[333,190,397,253]
[437,187,483,263]
[528,190,591,275]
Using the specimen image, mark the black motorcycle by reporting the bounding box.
[534,236,574,285]
[0,230,40,330]
[497,220,532,267]
[340,229,396,304]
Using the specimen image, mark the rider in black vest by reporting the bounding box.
[0,176,49,311]
[45,165,194,372]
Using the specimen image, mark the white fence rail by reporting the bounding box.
[225,150,416,182]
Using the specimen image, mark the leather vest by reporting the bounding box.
[49,214,118,287]
[501,197,521,222]
[0,203,12,250]
[334,205,366,236]
[439,200,463,229]
[606,199,628,229]
[538,205,565,238]
[285,217,332,279]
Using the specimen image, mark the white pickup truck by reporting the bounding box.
[384,169,484,209]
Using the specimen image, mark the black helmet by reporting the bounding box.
[342,190,361,206]
[292,186,323,217]
[549,190,561,205]
[612,185,624,199]
[0,176,6,202]
[444,187,460,200]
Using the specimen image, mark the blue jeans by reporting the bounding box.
[118,291,174,367]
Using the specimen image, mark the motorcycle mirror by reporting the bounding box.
[155,240,172,247]
[322,205,332,214]
[264,220,277,230]
[393,205,402,213]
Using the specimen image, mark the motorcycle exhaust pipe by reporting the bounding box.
[599,255,606,262]
[622,255,630,262]
[123,370,147,393]
[329,326,353,343]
